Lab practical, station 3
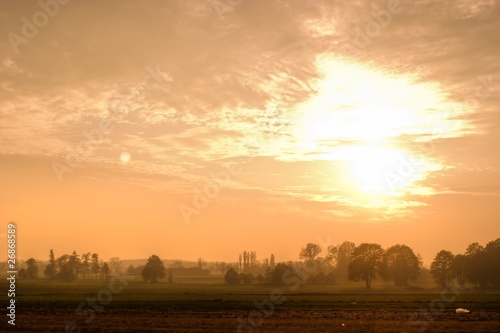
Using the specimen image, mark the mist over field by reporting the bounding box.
[1,0,499,332]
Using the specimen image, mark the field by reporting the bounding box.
[1,276,499,332]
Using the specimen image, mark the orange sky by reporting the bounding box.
[1,0,499,266]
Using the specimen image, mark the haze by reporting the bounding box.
[1,0,499,266]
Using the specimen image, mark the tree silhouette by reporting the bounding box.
[224,267,240,285]
[299,243,322,268]
[270,254,275,269]
[336,241,356,281]
[101,263,110,279]
[109,257,123,275]
[383,244,420,286]
[324,245,338,267]
[348,243,384,289]
[91,253,100,279]
[430,250,454,287]
[81,252,91,279]
[272,263,296,285]
[141,255,166,283]
[44,249,57,279]
[485,238,500,287]
[451,254,468,287]
[69,251,80,279]
[57,254,75,281]
[25,258,39,279]
[19,268,28,279]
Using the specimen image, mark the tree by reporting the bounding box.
[101,263,110,279]
[451,254,468,287]
[272,263,297,285]
[197,258,206,269]
[336,241,356,280]
[91,253,100,279]
[324,245,338,267]
[348,243,384,289]
[69,251,81,279]
[216,262,227,275]
[299,243,322,267]
[57,254,75,281]
[19,268,28,279]
[465,242,484,257]
[430,250,455,287]
[44,249,57,279]
[109,257,123,275]
[269,254,275,269]
[141,255,166,283]
[383,244,420,286]
[241,272,255,284]
[485,238,500,287]
[467,250,489,288]
[127,264,135,275]
[224,267,241,285]
[172,260,184,268]
[25,258,39,279]
[81,252,91,279]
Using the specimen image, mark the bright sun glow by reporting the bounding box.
[348,145,428,195]
[292,55,462,202]
[120,151,131,164]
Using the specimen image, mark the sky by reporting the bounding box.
[1,0,499,266]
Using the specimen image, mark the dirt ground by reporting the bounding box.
[3,308,499,333]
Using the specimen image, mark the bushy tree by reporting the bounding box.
[271,263,297,286]
[142,255,166,283]
[336,241,356,280]
[348,243,384,289]
[19,268,28,279]
[299,243,322,267]
[430,250,454,287]
[224,267,241,285]
[451,254,468,287]
[324,245,338,267]
[57,254,75,281]
[241,272,255,284]
[485,238,500,287]
[101,263,110,279]
[383,244,420,286]
[25,258,39,279]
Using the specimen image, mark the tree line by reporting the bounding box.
[19,249,123,281]
[15,237,499,289]
[223,238,499,289]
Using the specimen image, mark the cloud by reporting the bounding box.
[1,0,499,221]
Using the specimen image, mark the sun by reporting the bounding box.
[120,151,131,164]
[348,145,411,195]
[290,55,464,202]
